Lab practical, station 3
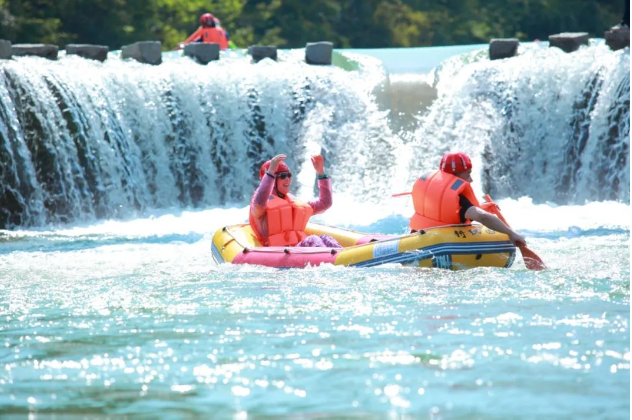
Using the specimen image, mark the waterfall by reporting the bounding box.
[0,44,629,229]
[0,51,396,229]
[408,43,630,204]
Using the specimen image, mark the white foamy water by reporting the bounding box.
[405,44,629,204]
[0,44,629,418]
[0,201,628,418]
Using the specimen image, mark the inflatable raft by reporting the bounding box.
[211,223,516,270]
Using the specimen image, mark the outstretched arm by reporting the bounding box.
[250,174,275,219]
[309,179,332,214]
[251,154,287,219]
[182,27,203,45]
[465,206,526,246]
[308,155,332,214]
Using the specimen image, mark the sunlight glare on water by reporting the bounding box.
[0,200,629,418]
[0,41,629,418]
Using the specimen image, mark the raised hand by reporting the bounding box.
[311,155,325,175]
[267,154,287,175]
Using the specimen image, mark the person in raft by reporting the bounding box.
[409,151,526,246]
[249,154,342,248]
[180,13,229,50]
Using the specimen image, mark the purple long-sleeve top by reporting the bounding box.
[249,173,333,242]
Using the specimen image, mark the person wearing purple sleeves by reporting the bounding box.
[249,154,342,248]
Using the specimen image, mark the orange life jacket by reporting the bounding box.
[200,28,229,50]
[409,170,481,230]
[250,194,314,246]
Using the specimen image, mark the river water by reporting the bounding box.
[0,43,629,418]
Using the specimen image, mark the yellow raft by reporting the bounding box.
[211,223,516,270]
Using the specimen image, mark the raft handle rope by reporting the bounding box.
[226,226,340,255]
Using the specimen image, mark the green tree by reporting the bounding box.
[0,0,626,49]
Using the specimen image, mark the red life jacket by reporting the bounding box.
[200,28,229,50]
[250,194,314,246]
[409,170,481,230]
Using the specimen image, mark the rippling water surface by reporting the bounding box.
[0,201,629,419]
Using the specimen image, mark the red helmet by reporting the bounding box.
[259,160,291,179]
[200,13,215,27]
[440,152,472,174]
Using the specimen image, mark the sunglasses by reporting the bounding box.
[276,172,292,180]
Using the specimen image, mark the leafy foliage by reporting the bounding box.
[0,0,624,49]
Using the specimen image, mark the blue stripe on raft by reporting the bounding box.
[504,248,516,268]
[211,243,225,264]
[352,241,515,268]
